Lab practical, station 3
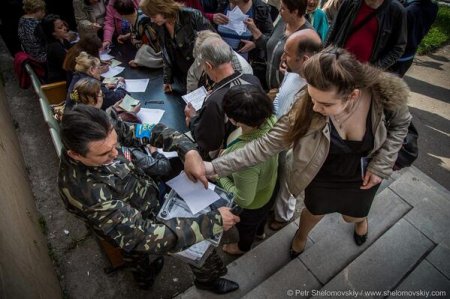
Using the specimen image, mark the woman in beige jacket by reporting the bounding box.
[205,47,411,257]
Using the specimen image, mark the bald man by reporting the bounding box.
[270,29,323,230]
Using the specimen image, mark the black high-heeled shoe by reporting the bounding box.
[353,219,368,246]
[289,231,304,259]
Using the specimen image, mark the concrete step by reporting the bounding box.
[178,167,448,299]
[301,185,411,284]
[314,218,434,298]
[241,183,412,298]
[177,222,300,299]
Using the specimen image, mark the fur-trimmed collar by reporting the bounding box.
[372,72,410,111]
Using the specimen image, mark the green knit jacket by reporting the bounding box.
[218,115,278,209]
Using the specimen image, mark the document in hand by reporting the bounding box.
[166,172,220,214]
[125,79,150,92]
[221,6,249,35]
[181,86,207,111]
[119,94,140,112]
[157,184,234,266]
[137,108,165,124]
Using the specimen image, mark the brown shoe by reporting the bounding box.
[269,219,290,231]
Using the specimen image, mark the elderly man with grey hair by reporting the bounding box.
[184,36,262,160]
[186,30,253,93]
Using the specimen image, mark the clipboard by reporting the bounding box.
[157,186,234,266]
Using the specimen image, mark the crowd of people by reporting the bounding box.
[9,0,439,294]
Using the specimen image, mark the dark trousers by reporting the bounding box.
[390,59,414,78]
[123,248,226,286]
[236,198,273,251]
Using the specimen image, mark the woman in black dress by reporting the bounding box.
[204,47,412,257]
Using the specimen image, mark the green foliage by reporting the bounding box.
[417,5,450,55]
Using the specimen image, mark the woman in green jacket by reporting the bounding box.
[217,85,278,255]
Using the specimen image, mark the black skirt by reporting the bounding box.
[305,114,379,218]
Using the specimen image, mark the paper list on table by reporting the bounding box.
[166,172,220,214]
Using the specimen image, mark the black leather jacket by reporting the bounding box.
[326,0,407,69]
[155,8,214,84]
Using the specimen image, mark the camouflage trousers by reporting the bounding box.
[123,248,226,286]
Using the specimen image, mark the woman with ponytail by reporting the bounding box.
[204,47,411,256]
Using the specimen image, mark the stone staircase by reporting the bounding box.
[177,167,450,298]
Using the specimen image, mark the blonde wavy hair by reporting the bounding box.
[140,0,183,19]
[23,0,46,14]
[74,51,101,74]
[70,77,102,106]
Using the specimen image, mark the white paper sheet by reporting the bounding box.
[109,59,122,68]
[119,94,140,112]
[222,6,249,35]
[100,52,114,61]
[166,172,220,214]
[176,240,211,260]
[182,86,207,111]
[125,79,150,92]
[157,148,179,159]
[137,108,165,124]
[102,66,125,78]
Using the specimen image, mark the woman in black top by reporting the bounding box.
[40,14,74,83]
[140,0,214,93]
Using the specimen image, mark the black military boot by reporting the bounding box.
[194,278,239,294]
[134,256,164,290]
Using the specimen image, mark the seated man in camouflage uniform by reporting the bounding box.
[58,105,240,293]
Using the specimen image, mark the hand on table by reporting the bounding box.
[218,207,240,231]
[360,171,382,189]
[102,41,111,52]
[184,150,208,188]
[129,60,139,68]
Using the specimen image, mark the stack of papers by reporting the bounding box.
[125,79,150,92]
[222,6,249,35]
[119,94,140,112]
[166,172,220,214]
[137,108,165,124]
[182,86,207,111]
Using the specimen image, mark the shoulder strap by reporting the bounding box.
[349,5,382,36]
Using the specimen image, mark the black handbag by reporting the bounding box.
[394,122,419,170]
[384,109,419,170]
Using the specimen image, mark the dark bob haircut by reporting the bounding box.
[223,85,273,128]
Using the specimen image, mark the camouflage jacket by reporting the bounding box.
[58,121,223,254]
